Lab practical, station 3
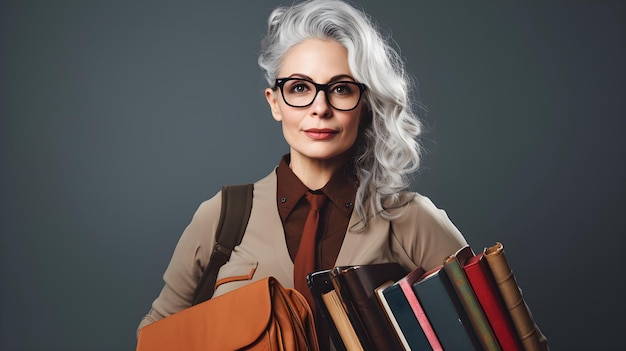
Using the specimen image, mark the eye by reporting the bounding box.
[286,80,312,94]
[330,82,356,96]
[294,84,307,93]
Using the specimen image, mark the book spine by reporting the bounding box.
[464,255,522,351]
[376,282,412,351]
[484,242,546,351]
[398,278,443,351]
[412,270,482,351]
[444,253,501,351]
[383,283,432,351]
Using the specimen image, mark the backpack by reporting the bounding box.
[192,184,254,304]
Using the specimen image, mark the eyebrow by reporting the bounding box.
[286,73,357,83]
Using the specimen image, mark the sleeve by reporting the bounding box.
[391,193,468,272]
[137,191,223,332]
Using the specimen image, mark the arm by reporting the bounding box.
[137,191,223,331]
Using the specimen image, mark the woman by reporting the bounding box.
[138,0,467,343]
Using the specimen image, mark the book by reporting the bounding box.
[378,279,432,351]
[375,281,411,350]
[412,265,482,351]
[331,263,408,351]
[464,252,522,351]
[330,270,373,350]
[397,267,442,350]
[306,270,348,351]
[484,242,549,351]
[443,246,501,351]
[321,289,364,351]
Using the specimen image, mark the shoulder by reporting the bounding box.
[193,168,277,224]
[390,192,453,226]
[194,191,222,220]
[388,192,467,270]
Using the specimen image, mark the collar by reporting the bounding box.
[276,154,358,221]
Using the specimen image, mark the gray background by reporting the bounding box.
[1,1,624,350]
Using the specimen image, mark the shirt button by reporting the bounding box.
[280,197,287,203]
[345,202,352,208]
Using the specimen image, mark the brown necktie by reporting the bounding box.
[293,192,327,308]
[294,192,330,349]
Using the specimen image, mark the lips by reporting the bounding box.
[304,128,338,140]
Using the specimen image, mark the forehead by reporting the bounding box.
[278,39,352,81]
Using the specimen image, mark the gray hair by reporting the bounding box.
[259,0,422,227]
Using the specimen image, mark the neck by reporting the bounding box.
[289,154,348,190]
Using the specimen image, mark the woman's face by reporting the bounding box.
[265,39,364,166]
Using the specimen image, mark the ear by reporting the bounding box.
[265,88,282,122]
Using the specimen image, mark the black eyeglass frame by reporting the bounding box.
[273,77,367,112]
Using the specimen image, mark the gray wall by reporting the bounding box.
[1,1,624,350]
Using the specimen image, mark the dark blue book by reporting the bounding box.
[379,281,432,350]
[412,266,482,351]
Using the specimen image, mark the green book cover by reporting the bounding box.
[443,246,501,351]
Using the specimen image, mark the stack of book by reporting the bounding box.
[306,242,548,351]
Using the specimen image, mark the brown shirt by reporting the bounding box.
[276,155,358,270]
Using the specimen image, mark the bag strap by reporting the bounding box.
[191,183,254,305]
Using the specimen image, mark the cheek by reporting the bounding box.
[280,111,300,129]
[346,111,363,138]
[279,111,303,140]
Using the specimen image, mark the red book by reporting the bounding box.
[443,246,500,351]
[464,253,523,351]
[398,267,443,351]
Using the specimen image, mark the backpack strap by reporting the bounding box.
[191,183,254,305]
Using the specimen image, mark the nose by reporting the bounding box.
[310,89,332,118]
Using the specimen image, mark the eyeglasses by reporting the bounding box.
[274,77,366,111]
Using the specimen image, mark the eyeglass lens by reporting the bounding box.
[280,79,363,111]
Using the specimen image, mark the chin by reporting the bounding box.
[305,149,352,162]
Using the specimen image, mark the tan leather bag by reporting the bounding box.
[136,277,319,351]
